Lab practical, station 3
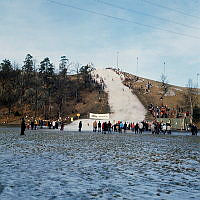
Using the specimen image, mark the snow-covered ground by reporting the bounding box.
[0,127,200,199]
[65,68,146,131]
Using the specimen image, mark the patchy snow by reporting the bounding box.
[164,90,176,96]
[174,87,183,92]
[0,128,200,199]
[64,119,105,132]
[65,69,146,131]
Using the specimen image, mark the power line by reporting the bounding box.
[141,0,200,19]
[46,0,200,40]
[94,0,200,30]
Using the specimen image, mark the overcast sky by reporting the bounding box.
[0,0,200,86]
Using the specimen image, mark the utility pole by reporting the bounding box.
[117,51,119,70]
[136,57,139,75]
[163,62,166,76]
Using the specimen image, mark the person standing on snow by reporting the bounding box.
[102,122,104,133]
[20,118,26,136]
[93,120,97,132]
[135,123,139,134]
[161,122,166,134]
[131,122,135,132]
[31,118,34,130]
[52,121,56,129]
[166,122,171,134]
[104,122,108,134]
[128,123,130,130]
[60,122,64,131]
[191,124,198,135]
[108,121,112,133]
[151,122,155,134]
[123,122,127,133]
[119,121,123,133]
[98,121,101,132]
[79,121,82,132]
[139,122,143,134]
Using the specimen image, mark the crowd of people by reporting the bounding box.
[148,104,190,119]
[20,118,65,135]
[20,118,198,136]
[79,120,174,135]
[26,119,65,130]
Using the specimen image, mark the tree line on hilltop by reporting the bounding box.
[0,54,101,120]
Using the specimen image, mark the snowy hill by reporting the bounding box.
[65,68,146,131]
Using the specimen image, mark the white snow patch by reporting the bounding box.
[174,88,183,92]
[65,69,146,131]
[164,90,176,96]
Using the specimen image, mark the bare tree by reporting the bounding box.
[160,73,170,99]
[184,79,198,116]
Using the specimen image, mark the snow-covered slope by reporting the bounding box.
[65,68,146,131]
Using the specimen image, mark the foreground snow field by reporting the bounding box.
[0,127,200,199]
[65,68,146,131]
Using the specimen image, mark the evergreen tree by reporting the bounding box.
[0,59,13,72]
[0,59,14,90]
[39,57,55,119]
[23,54,34,73]
[59,56,69,77]
[0,59,20,114]
[39,57,54,75]
[79,64,94,88]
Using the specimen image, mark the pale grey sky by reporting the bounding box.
[0,0,200,86]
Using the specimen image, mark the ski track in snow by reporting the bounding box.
[65,69,146,131]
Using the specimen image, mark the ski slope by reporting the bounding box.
[65,68,146,131]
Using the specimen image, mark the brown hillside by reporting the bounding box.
[120,70,200,125]
[1,68,199,127]
[0,74,110,125]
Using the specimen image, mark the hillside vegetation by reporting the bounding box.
[0,55,109,124]
[0,56,199,126]
[120,70,200,125]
